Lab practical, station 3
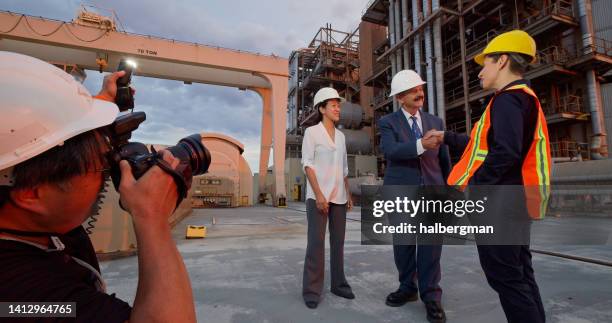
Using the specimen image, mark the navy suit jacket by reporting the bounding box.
[378,109,451,185]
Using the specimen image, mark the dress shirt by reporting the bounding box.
[301,122,349,204]
[401,108,425,155]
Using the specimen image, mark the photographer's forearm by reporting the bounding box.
[130,219,196,323]
[117,157,196,323]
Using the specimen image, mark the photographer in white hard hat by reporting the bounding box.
[0,52,196,323]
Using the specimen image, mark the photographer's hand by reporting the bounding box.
[118,150,196,323]
[118,150,179,222]
[94,70,127,102]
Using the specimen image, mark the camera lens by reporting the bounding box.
[168,134,211,176]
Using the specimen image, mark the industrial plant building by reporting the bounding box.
[286,0,612,200]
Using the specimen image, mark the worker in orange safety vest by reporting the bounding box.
[426,30,550,323]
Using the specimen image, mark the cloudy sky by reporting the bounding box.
[3,0,370,171]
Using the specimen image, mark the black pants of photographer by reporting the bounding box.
[477,245,545,323]
[302,199,351,303]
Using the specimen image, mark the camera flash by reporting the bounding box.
[125,59,138,69]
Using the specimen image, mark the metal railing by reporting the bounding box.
[372,89,391,109]
[466,30,500,56]
[580,36,612,57]
[445,85,464,104]
[447,114,481,134]
[534,45,572,66]
[544,95,584,115]
[550,140,590,159]
[368,59,390,82]
[518,0,575,29]
[467,76,482,93]
[444,24,512,67]
[444,76,482,104]
[447,120,467,133]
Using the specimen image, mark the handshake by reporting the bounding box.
[422,129,445,150]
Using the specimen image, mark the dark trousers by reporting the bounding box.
[390,186,444,302]
[302,199,350,302]
[393,244,443,302]
[477,245,545,323]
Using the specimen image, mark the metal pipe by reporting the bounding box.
[377,7,458,62]
[578,0,607,159]
[412,0,421,76]
[577,0,594,50]
[395,0,403,71]
[458,0,471,132]
[401,0,411,70]
[389,0,396,70]
[423,0,435,115]
[529,249,612,268]
[431,0,445,122]
[432,0,445,122]
[389,0,398,111]
[585,71,602,136]
[586,70,607,159]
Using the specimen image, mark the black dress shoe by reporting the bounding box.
[305,300,318,309]
[331,288,355,299]
[424,301,446,323]
[385,289,418,307]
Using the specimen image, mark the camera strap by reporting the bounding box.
[154,157,188,209]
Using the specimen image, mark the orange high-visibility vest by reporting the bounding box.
[447,84,551,219]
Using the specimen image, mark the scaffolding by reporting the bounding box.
[287,24,361,134]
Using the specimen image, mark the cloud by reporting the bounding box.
[84,71,265,169]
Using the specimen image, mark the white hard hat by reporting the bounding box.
[0,51,119,172]
[389,69,426,97]
[313,87,343,108]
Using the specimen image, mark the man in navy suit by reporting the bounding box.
[378,70,450,323]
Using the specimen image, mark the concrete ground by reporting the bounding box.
[100,203,612,323]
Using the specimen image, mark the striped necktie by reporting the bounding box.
[410,116,422,139]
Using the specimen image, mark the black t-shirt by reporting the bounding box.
[0,226,132,322]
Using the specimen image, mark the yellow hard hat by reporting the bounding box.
[474,30,537,66]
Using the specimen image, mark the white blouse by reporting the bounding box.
[301,122,349,204]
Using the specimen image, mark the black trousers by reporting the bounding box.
[390,186,445,302]
[392,244,442,302]
[302,199,351,302]
[477,245,545,323]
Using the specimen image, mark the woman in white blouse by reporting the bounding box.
[301,87,354,309]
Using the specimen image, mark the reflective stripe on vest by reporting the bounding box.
[447,84,552,219]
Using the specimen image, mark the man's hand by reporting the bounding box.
[124,149,197,323]
[118,150,179,224]
[422,129,444,150]
[95,70,129,102]
[425,130,445,142]
[315,193,329,216]
[347,198,353,212]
